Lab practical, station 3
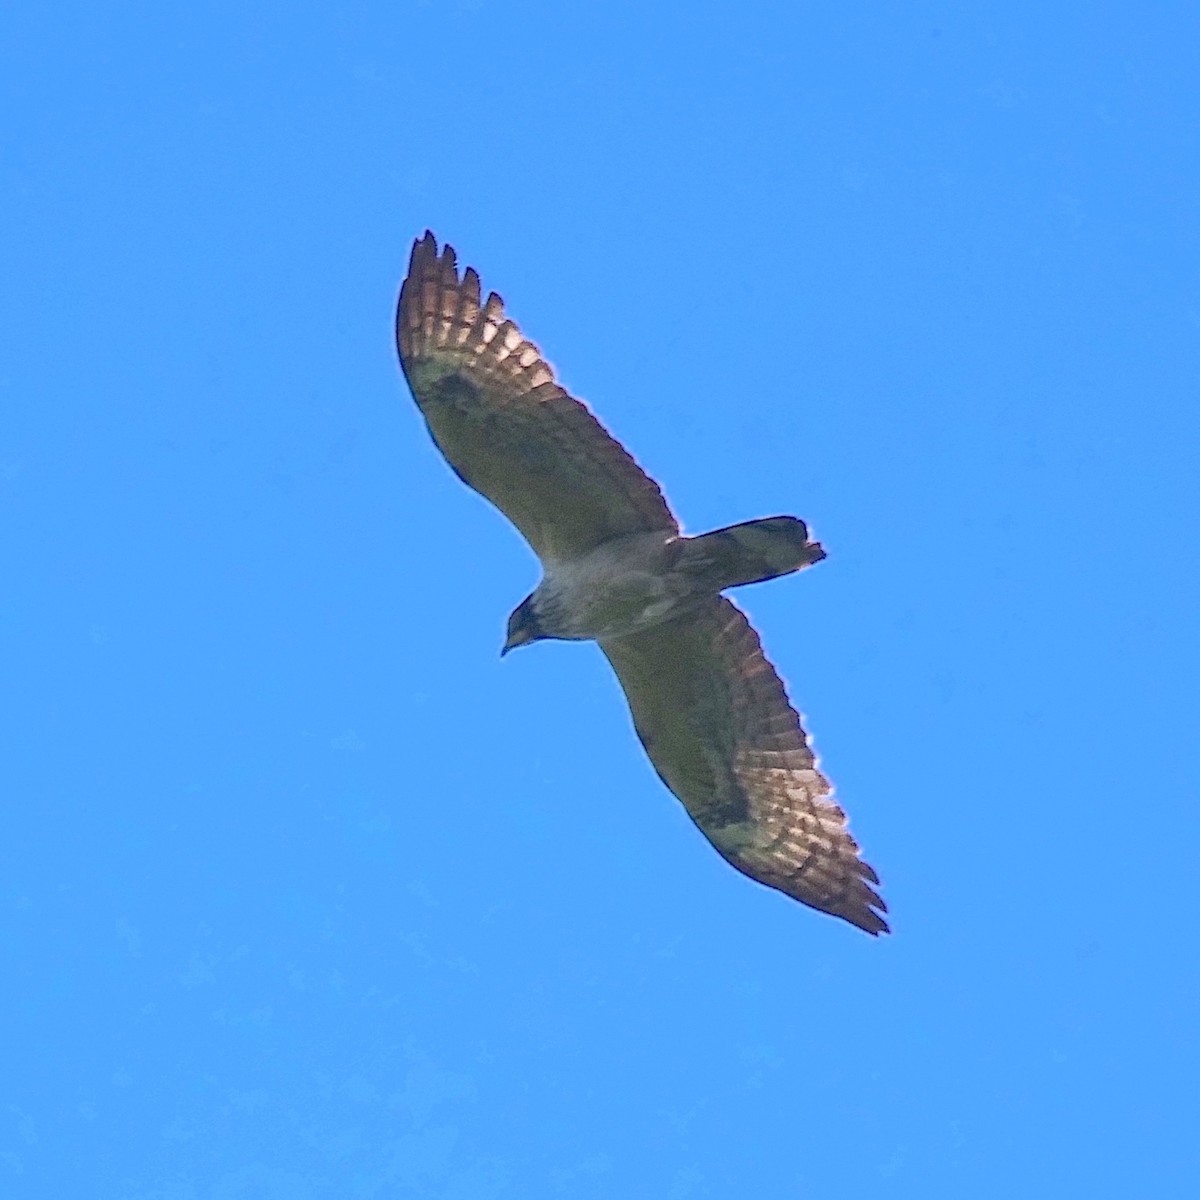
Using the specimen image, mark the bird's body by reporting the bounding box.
[521,518,822,643]
[529,532,695,642]
[396,232,888,935]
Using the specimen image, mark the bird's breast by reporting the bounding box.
[534,536,696,641]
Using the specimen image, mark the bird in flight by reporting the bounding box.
[396,232,887,935]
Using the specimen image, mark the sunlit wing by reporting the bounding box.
[600,597,888,934]
[396,232,678,564]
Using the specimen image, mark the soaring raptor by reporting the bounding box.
[396,232,887,935]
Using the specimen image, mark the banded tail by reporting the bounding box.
[679,516,826,593]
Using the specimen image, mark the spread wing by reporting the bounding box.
[396,232,678,564]
[600,597,888,935]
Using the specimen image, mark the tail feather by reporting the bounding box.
[679,516,825,592]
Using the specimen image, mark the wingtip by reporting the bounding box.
[853,890,891,936]
[408,229,460,278]
[842,901,890,936]
[852,866,890,935]
[408,229,438,275]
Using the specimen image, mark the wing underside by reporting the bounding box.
[601,597,888,935]
[396,232,678,564]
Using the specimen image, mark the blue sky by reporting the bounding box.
[3,2,1198,1196]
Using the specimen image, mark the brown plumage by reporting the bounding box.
[396,231,888,935]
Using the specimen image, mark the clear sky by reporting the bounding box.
[3,2,1198,1197]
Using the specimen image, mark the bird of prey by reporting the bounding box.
[396,232,887,935]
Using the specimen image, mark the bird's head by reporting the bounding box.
[501,594,544,657]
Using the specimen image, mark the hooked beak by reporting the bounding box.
[500,626,536,658]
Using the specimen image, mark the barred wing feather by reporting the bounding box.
[600,597,888,935]
[397,232,678,564]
